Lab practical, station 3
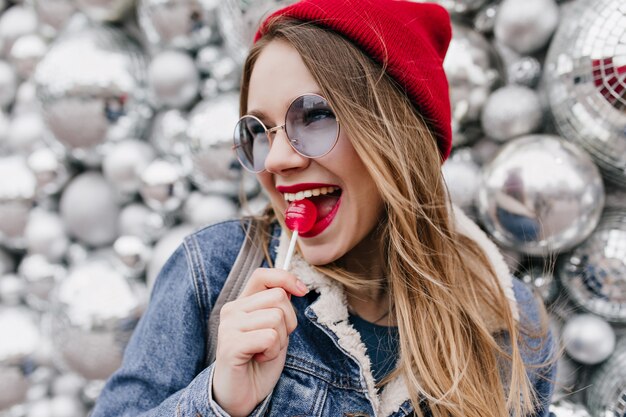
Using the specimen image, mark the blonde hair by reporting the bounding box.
[240,17,555,417]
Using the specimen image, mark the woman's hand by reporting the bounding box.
[211,268,309,416]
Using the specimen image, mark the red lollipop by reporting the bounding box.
[285,199,317,233]
[282,199,317,270]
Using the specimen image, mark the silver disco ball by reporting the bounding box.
[50,259,147,380]
[137,0,220,52]
[477,135,605,256]
[34,25,150,165]
[0,155,36,250]
[0,307,40,411]
[421,0,489,16]
[562,314,616,365]
[217,0,297,65]
[587,338,626,416]
[545,0,626,188]
[549,400,592,417]
[32,0,77,39]
[186,92,254,198]
[443,23,502,147]
[559,208,626,322]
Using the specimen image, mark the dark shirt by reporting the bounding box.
[348,312,400,384]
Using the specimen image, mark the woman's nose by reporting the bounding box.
[264,128,309,174]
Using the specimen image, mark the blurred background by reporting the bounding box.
[0,0,624,416]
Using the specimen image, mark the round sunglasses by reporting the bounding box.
[232,93,340,173]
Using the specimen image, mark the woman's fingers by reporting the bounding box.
[238,308,289,349]
[223,288,298,333]
[239,268,308,299]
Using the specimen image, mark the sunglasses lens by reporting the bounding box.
[233,116,269,173]
[286,95,339,158]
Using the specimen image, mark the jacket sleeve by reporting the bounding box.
[90,239,273,417]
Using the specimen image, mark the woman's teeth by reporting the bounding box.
[283,186,338,202]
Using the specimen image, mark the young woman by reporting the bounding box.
[92,1,557,416]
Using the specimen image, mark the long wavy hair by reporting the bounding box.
[239,16,555,417]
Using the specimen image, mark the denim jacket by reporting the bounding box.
[91,205,556,417]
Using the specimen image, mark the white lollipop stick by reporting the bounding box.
[282,230,298,270]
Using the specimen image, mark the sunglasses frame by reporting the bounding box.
[232,93,341,173]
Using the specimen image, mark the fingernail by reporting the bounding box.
[296,280,309,293]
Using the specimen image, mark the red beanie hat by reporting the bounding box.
[253,0,453,162]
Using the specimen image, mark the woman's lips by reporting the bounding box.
[299,194,342,238]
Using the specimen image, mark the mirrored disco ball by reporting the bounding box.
[50,259,147,380]
[587,338,626,416]
[562,314,616,365]
[443,23,502,147]
[544,0,626,188]
[0,307,40,410]
[34,25,150,164]
[137,0,220,52]
[477,135,605,256]
[186,92,251,198]
[559,208,626,322]
[217,0,297,65]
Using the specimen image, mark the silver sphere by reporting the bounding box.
[473,3,498,35]
[148,50,199,109]
[206,54,240,93]
[0,60,17,108]
[545,0,626,188]
[26,147,70,197]
[51,259,147,380]
[442,148,480,216]
[195,45,221,75]
[139,159,189,213]
[0,6,38,57]
[137,0,221,52]
[13,81,40,116]
[74,0,135,22]
[217,0,297,65]
[118,203,169,243]
[32,0,76,39]
[9,34,47,80]
[481,86,543,142]
[6,111,47,154]
[186,93,249,198]
[586,338,626,416]
[59,172,120,247]
[494,0,559,54]
[149,109,189,157]
[443,24,502,147]
[102,139,156,197]
[0,274,25,306]
[35,25,150,164]
[147,224,194,289]
[507,57,542,88]
[477,135,605,256]
[182,192,238,227]
[24,208,69,262]
[18,254,66,311]
[0,155,36,250]
[113,235,151,278]
[0,307,40,410]
[559,208,626,322]
[548,400,591,417]
[562,314,616,365]
[113,235,150,278]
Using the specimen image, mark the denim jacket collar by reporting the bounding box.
[272,203,519,416]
